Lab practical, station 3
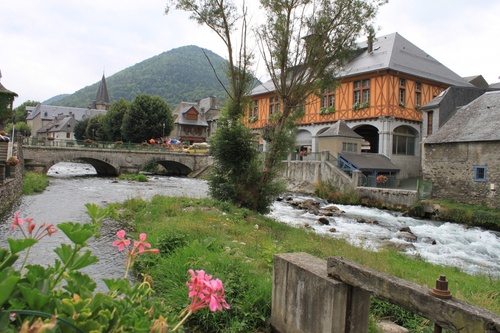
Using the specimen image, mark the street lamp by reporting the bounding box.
[162,123,165,138]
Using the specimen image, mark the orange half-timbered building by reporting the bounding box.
[247,32,473,178]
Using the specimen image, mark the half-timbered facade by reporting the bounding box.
[247,32,473,178]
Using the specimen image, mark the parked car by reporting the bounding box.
[185,142,210,154]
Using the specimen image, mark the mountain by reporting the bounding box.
[50,45,234,108]
[43,94,70,104]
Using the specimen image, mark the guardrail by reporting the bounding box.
[272,253,500,333]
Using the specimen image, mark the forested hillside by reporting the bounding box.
[50,46,235,108]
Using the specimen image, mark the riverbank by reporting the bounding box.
[116,196,500,332]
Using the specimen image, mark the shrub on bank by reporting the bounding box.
[22,171,49,195]
[313,180,361,205]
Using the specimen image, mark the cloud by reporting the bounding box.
[1,0,499,105]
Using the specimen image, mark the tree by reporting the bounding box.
[166,0,281,213]
[86,114,105,141]
[5,122,31,137]
[121,94,173,143]
[256,0,383,177]
[74,118,89,141]
[8,100,39,124]
[102,98,130,141]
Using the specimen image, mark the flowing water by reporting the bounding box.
[1,162,499,286]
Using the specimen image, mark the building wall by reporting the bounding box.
[318,137,363,157]
[423,141,500,208]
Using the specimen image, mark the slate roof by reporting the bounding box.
[425,91,500,144]
[175,106,208,127]
[339,152,400,172]
[251,32,473,96]
[421,86,489,127]
[26,104,106,121]
[318,119,363,139]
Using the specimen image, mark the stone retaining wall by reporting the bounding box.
[0,139,23,215]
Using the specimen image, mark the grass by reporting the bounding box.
[22,171,49,195]
[118,173,149,182]
[114,195,500,333]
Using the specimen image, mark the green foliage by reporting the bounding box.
[118,195,500,333]
[122,94,173,143]
[314,180,361,205]
[85,113,105,141]
[208,119,284,213]
[73,117,89,141]
[428,200,500,231]
[371,298,435,332]
[50,46,232,108]
[22,172,49,195]
[0,204,176,332]
[10,100,39,124]
[5,122,31,137]
[119,173,149,182]
[101,98,130,141]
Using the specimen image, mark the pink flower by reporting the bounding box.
[10,211,23,232]
[133,233,151,253]
[186,269,230,313]
[113,230,131,251]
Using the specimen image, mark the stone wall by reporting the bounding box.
[356,187,419,210]
[423,141,500,208]
[282,157,418,209]
[0,139,23,215]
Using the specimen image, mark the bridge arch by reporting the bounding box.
[145,158,193,176]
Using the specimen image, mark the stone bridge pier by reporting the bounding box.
[23,146,213,177]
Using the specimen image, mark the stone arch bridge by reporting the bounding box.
[23,146,213,177]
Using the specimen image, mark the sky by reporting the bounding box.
[1,0,499,106]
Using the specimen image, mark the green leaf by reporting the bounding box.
[0,251,19,271]
[58,222,96,245]
[69,249,99,271]
[0,272,20,307]
[7,238,37,254]
[18,283,51,309]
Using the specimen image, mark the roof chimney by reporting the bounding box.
[367,32,374,53]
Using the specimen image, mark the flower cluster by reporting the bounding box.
[113,230,159,278]
[376,174,388,184]
[6,156,19,166]
[187,269,230,313]
[10,211,57,240]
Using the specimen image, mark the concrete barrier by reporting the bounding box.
[272,253,500,333]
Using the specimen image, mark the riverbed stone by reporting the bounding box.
[377,320,409,333]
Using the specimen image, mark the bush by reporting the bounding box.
[314,180,360,205]
[22,171,49,195]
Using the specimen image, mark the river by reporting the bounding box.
[1,162,499,284]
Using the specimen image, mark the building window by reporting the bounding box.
[250,100,258,118]
[427,111,433,135]
[322,87,335,108]
[392,126,416,155]
[269,96,280,115]
[399,78,406,106]
[66,132,71,139]
[415,82,422,109]
[342,142,358,152]
[474,166,487,182]
[353,79,370,105]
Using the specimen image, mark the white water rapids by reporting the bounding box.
[268,195,500,278]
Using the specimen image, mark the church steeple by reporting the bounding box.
[92,73,110,110]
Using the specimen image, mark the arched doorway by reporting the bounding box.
[353,125,379,153]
